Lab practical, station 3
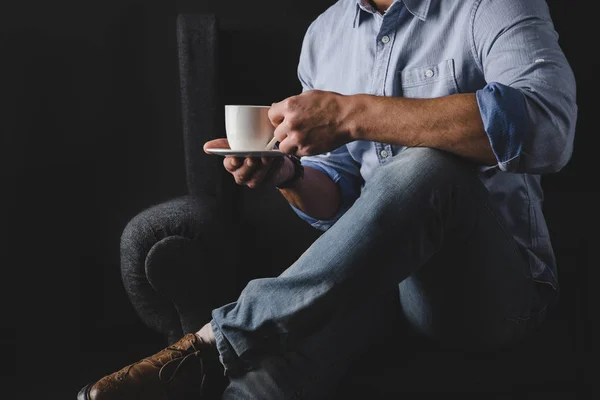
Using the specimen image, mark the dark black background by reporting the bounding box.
[2,0,595,397]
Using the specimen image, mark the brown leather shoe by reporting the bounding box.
[77,333,223,400]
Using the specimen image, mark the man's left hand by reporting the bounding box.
[268,90,354,157]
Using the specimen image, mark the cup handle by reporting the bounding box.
[265,136,278,150]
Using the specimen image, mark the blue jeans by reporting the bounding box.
[211,148,551,399]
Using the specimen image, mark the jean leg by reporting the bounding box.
[221,290,398,400]
[211,147,524,374]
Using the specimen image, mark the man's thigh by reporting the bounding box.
[399,192,547,350]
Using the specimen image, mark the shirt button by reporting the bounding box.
[425,69,434,78]
[380,150,389,158]
[381,35,390,44]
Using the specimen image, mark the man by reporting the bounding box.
[78,0,577,398]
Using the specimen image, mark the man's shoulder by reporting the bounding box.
[307,0,356,33]
[472,0,551,19]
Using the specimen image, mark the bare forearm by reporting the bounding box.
[271,91,494,220]
[278,166,340,220]
[347,93,496,165]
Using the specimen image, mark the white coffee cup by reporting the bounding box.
[225,105,275,150]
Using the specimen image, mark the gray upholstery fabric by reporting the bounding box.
[120,14,242,346]
[176,13,237,208]
[120,13,321,345]
[120,196,238,344]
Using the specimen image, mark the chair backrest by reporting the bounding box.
[176,14,235,204]
[176,13,321,283]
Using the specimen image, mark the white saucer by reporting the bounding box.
[206,148,284,157]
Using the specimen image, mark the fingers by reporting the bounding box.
[204,138,230,153]
[269,95,301,127]
[268,101,285,128]
[224,156,275,188]
[275,124,300,155]
[223,156,244,172]
[277,141,299,156]
[274,121,302,156]
[273,122,289,145]
[245,157,275,188]
[271,98,304,156]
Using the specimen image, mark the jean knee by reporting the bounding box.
[368,148,466,192]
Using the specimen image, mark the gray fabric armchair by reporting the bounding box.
[119,13,322,348]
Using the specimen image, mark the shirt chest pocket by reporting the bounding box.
[398,59,460,99]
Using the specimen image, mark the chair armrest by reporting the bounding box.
[120,195,240,332]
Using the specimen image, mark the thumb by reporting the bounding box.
[204,138,230,153]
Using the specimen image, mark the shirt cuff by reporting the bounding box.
[289,160,360,231]
[476,82,531,172]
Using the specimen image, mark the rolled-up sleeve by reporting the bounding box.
[471,0,577,173]
[291,147,363,231]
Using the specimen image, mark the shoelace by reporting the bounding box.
[114,338,203,383]
[158,350,204,384]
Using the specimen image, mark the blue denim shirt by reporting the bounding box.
[291,0,577,288]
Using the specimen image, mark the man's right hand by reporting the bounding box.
[203,139,294,188]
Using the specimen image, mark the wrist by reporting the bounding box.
[343,94,369,141]
[274,155,304,189]
[271,156,295,186]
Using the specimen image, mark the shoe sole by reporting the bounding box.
[77,383,92,400]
